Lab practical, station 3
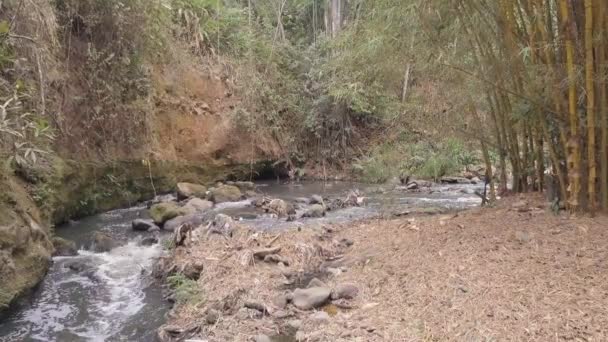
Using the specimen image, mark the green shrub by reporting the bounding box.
[167,273,202,304]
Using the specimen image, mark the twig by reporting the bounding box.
[266,234,281,247]
[8,34,37,43]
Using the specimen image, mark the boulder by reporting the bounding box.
[132,219,159,232]
[182,260,204,280]
[231,181,256,191]
[141,237,159,246]
[264,199,296,219]
[163,214,204,232]
[51,237,78,257]
[331,283,359,300]
[183,198,213,212]
[440,176,471,184]
[91,232,116,252]
[310,195,325,205]
[309,311,330,324]
[208,184,243,203]
[150,202,188,225]
[292,286,331,310]
[176,182,207,200]
[302,204,326,218]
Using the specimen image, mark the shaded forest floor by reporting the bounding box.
[159,195,608,341]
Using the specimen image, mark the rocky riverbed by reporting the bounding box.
[0,177,486,341]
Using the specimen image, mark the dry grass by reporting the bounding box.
[160,194,608,341]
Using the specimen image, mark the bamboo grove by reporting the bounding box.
[425,0,608,212]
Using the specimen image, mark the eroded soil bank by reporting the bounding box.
[157,194,608,341]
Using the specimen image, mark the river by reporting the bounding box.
[0,180,484,342]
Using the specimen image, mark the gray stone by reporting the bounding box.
[163,214,204,232]
[310,195,325,205]
[272,294,288,309]
[183,198,213,212]
[233,181,256,191]
[253,335,272,342]
[264,199,296,219]
[205,308,220,325]
[52,237,77,256]
[331,283,359,300]
[91,232,116,252]
[182,260,204,280]
[307,278,327,288]
[302,204,326,218]
[176,182,207,200]
[287,319,302,331]
[132,219,159,232]
[309,311,330,324]
[292,287,331,310]
[141,237,159,246]
[208,184,243,203]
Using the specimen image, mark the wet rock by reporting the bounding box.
[182,260,204,280]
[405,182,419,190]
[183,198,213,212]
[208,184,243,203]
[302,204,326,218]
[176,182,207,200]
[253,335,272,342]
[310,195,325,206]
[209,214,234,236]
[150,202,187,225]
[65,260,89,272]
[440,176,471,184]
[331,283,359,300]
[52,237,78,256]
[205,308,220,325]
[141,236,159,246]
[231,181,256,191]
[292,287,331,310]
[295,197,311,205]
[309,311,330,324]
[164,214,204,232]
[264,199,296,219]
[251,196,270,208]
[92,232,116,252]
[148,226,161,233]
[132,219,159,232]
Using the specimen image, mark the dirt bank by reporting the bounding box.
[157,194,608,341]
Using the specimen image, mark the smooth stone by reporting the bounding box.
[132,219,159,232]
[292,287,331,310]
[176,182,207,200]
[331,283,359,300]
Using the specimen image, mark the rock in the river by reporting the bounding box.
[208,184,243,203]
[141,236,159,246]
[310,194,325,206]
[52,237,78,256]
[230,181,256,191]
[150,202,188,225]
[163,214,204,232]
[176,182,207,200]
[132,219,159,232]
[302,204,326,218]
[331,283,359,300]
[440,176,471,184]
[92,232,116,252]
[264,199,296,219]
[209,214,234,236]
[292,286,331,310]
[183,198,213,212]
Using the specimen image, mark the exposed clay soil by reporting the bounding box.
[158,195,608,341]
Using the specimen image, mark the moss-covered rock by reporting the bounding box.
[51,236,78,256]
[208,184,243,203]
[0,169,53,312]
[149,202,193,225]
[176,182,207,200]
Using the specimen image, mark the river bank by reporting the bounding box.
[156,194,608,341]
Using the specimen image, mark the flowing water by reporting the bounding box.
[0,180,484,342]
